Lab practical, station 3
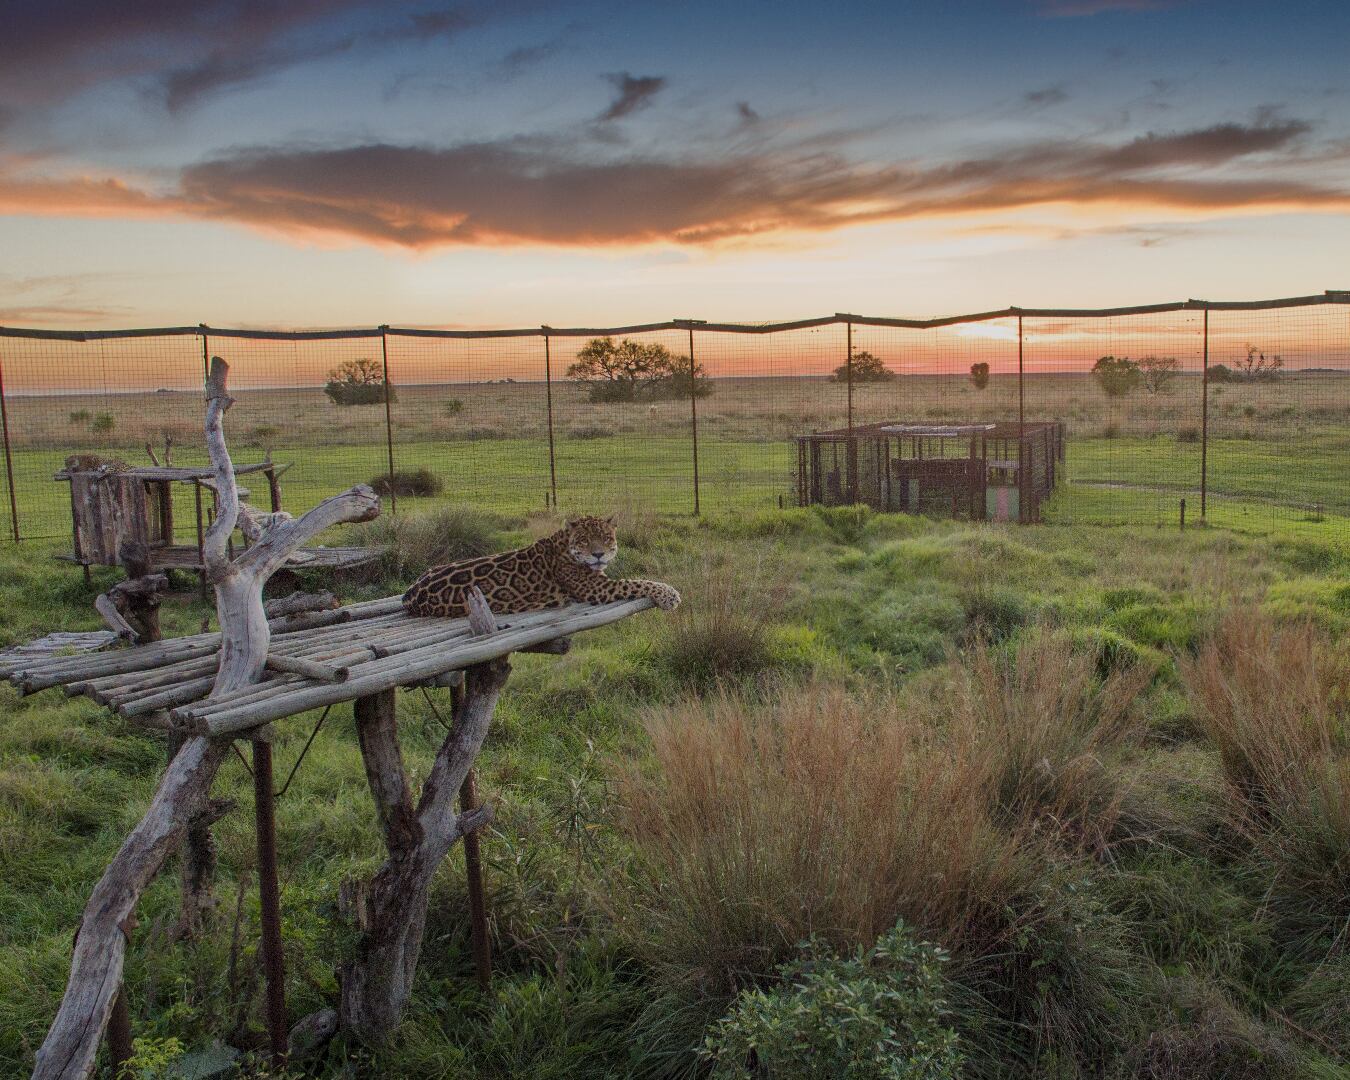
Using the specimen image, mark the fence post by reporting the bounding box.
[199,325,210,384]
[542,329,558,509]
[1017,311,1025,435]
[0,348,19,542]
[380,327,397,516]
[684,322,703,515]
[846,319,854,431]
[1200,306,1209,521]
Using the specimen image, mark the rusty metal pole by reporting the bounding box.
[543,330,558,509]
[380,327,397,517]
[1200,306,1209,520]
[0,350,19,542]
[686,323,702,515]
[450,682,492,990]
[1017,312,1025,436]
[846,320,854,432]
[199,326,211,384]
[252,738,287,1069]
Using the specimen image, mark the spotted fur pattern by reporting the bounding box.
[64,454,132,474]
[402,515,681,618]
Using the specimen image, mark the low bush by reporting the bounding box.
[702,923,964,1080]
[652,553,790,686]
[959,584,1032,644]
[369,468,444,498]
[1177,425,1201,443]
[356,505,504,582]
[91,413,115,434]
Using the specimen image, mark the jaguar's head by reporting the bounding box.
[561,515,618,571]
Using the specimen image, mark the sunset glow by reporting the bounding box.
[1,2,1348,332]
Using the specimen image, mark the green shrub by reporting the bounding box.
[67,410,91,425]
[1107,600,1209,652]
[959,584,1031,644]
[356,505,503,582]
[1177,425,1201,443]
[369,468,444,498]
[444,398,465,416]
[1092,355,1142,397]
[91,413,115,434]
[702,923,964,1080]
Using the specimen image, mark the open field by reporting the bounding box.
[2,372,1347,541]
[2,504,1350,1078]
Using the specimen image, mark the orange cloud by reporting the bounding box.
[1,119,1345,249]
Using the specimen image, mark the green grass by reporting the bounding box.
[1,507,1349,1077]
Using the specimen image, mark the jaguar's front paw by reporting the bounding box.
[652,585,681,611]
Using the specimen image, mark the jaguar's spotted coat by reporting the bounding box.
[401,516,681,618]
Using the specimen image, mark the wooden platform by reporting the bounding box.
[0,594,653,738]
[57,544,381,573]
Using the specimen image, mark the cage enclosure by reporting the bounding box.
[794,421,1065,523]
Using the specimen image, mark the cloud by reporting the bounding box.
[0,0,527,113]
[1,118,1344,250]
[599,73,666,121]
[1024,85,1069,107]
[737,102,762,125]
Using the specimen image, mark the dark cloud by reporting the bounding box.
[599,73,666,122]
[1024,85,1069,107]
[0,0,524,113]
[2,118,1343,249]
[737,102,762,124]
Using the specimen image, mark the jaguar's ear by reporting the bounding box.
[604,514,616,525]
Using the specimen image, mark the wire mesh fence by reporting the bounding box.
[1,292,1346,546]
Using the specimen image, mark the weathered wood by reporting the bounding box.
[339,657,509,1043]
[264,654,348,683]
[31,736,230,1080]
[263,591,338,619]
[172,600,652,734]
[32,358,383,1080]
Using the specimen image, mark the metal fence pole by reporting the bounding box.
[688,324,702,515]
[0,349,20,541]
[199,325,211,383]
[846,319,854,431]
[1017,312,1025,435]
[379,327,397,516]
[252,737,288,1070]
[542,329,558,509]
[1200,306,1209,520]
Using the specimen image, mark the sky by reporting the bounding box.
[1,0,1349,331]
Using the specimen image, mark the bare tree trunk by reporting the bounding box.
[340,658,507,1043]
[32,359,379,1080]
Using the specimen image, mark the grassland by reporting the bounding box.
[1,501,1349,1078]
[4,372,1347,541]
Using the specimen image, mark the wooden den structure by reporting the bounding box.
[795,421,1065,523]
[56,460,375,578]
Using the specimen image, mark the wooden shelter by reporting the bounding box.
[12,358,672,1080]
[794,420,1065,523]
[56,459,376,580]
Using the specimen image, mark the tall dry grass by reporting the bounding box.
[616,681,1019,990]
[935,628,1154,852]
[1181,608,1350,959]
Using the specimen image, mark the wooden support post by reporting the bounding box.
[253,738,287,1071]
[106,988,133,1077]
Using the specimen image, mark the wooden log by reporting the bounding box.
[263,590,338,619]
[265,654,348,684]
[172,600,652,734]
